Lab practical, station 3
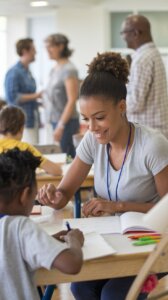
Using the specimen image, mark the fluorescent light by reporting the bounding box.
[30,1,49,7]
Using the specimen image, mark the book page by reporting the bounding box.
[83,232,116,260]
[63,216,121,234]
[143,193,168,233]
[120,212,152,234]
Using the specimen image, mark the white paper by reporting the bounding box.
[63,216,121,234]
[83,232,116,260]
[143,193,168,233]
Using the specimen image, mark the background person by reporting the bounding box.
[43,33,80,158]
[0,105,62,176]
[5,38,42,144]
[121,14,168,139]
[0,148,84,300]
[38,51,168,300]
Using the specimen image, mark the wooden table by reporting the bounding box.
[36,166,94,218]
[35,234,168,285]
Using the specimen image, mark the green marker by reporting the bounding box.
[133,240,159,246]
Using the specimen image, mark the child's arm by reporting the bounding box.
[41,159,62,176]
[52,229,84,274]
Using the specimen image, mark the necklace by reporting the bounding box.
[106,122,132,201]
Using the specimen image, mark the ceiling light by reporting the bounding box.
[30,1,49,7]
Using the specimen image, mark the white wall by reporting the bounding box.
[55,7,110,78]
[6,15,27,68]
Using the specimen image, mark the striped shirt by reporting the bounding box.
[126,42,168,139]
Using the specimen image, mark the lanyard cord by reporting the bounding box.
[106,123,132,201]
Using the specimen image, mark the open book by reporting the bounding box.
[63,212,154,235]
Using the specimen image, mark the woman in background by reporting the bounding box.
[44,33,79,158]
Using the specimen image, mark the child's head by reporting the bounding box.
[0,148,41,216]
[0,106,25,137]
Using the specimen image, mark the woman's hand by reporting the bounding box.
[37,183,66,209]
[82,197,116,217]
[53,126,64,142]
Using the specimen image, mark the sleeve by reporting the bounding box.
[126,59,153,114]
[62,66,78,81]
[145,133,168,175]
[5,70,21,105]
[19,218,69,271]
[76,131,95,165]
[27,144,47,167]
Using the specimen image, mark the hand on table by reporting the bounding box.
[82,197,116,217]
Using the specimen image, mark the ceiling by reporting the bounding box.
[0,0,106,15]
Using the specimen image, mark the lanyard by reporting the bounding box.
[106,123,132,201]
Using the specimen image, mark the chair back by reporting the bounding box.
[126,234,168,300]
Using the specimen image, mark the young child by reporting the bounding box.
[0,105,62,176]
[0,148,84,300]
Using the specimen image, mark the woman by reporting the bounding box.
[44,33,79,158]
[38,52,168,299]
[0,105,62,176]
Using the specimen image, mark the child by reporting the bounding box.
[0,105,62,176]
[0,148,84,300]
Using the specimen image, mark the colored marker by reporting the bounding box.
[133,240,160,246]
[129,233,161,240]
[138,236,161,241]
[65,221,71,231]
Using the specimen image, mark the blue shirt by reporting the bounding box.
[5,61,38,128]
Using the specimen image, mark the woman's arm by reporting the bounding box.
[38,156,91,209]
[54,77,79,141]
[83,166,168,217]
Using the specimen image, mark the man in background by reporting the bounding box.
[121,14,168,139]
[5,38,42,144]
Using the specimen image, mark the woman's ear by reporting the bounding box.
[119,99,126,114]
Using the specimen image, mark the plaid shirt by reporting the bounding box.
[5,61,38,128]
[127,42,168,139]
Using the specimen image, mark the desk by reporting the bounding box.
[36,166,94,218]
[35,234,168,285]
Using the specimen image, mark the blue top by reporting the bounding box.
[5,61,38,128]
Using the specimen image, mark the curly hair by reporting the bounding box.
[80,52,129,104]
[0,148,41,204]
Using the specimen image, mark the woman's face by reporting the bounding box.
[80,96,126,144]
[45,42,63,60]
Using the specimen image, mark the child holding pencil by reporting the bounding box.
[0,148,84,300]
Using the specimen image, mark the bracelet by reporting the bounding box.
[57,120,65,129]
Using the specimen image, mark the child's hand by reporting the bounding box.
[37,184,64,208]
[65,229,84,247]
[52,230,68,242]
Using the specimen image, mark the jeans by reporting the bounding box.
[52,118,79,158]
[71,277,147,300]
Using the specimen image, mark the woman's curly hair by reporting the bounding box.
[80,52,129,103]
[88,52,129,84]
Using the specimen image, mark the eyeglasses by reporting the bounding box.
[120,29,134,35]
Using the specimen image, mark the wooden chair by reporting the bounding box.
[34,144,61,154]
[126,234,168,300]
